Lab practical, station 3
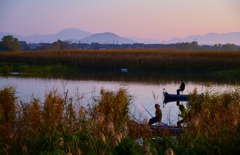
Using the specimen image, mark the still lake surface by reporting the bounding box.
[0,72,239,125]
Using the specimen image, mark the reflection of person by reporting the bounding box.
[176,101,180,106]
[177,80,185,95]
[177,105,188,128]
[148,104,162,126]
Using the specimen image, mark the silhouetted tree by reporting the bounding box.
[213,43,236,51]
[52,41,61,50]
[57,39,71,50]
[222,43,236,51]
[0,35,22,52]
[177,41,199,50]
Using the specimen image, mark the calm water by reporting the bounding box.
[0,73,238,125]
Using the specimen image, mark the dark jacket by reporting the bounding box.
[180,82,185,90]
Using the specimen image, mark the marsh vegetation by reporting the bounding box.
[0,49,240,79]
[1,49,240,154]
[0,86,240,154]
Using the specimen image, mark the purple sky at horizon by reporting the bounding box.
[0,0,240,41]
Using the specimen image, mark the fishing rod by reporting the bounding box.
[140,103,153,117]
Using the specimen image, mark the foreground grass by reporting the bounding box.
[0,86,143,155]
[0,86,240,154]
[1,49,240,75]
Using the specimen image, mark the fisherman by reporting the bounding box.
[177,80,185,95]
[148,104,162,126]
[177,105,188,128]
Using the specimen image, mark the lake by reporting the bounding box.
[0,72,238,126]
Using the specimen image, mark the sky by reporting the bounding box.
[0,0,240,41]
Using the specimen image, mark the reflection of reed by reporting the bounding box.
[3,70,237,85]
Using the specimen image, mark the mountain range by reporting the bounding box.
[0,28,240,45]
[168,32,240,45]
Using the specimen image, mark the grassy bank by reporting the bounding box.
[1,49,240,75]
[0,86,240,154]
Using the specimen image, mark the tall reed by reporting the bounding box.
[1,86,240,154]
[1,49,240,73]
[0,86,147,154]
[152,88,240,155]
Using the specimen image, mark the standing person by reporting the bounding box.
[148,104,162,126]
[177,80,185,95]
[177,105,188,128]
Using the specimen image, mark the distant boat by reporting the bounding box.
[163,89,204,101]
[164,92,190,100]
[120,68,128,72]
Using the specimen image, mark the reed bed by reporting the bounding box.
[1,49,240,74]
[0,86,146,154]
[1,86,240,154]
[150,88,240,155]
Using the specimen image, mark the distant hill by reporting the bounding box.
[167,32,240,45]
[0,28,239,45]
[0,32,24,41]
[0,28,92,43]
[79,32,135,44]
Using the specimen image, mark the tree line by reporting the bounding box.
[0,35,239,52]
[0,35,71,52]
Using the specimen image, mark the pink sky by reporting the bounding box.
[0,0,240,41]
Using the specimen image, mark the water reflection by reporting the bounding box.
[163,99,188,107]
[1,70,239,85]
[0,73,239,126]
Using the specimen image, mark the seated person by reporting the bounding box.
[177,80,185,95]
[148,104,162,126]
[177,105,188,128]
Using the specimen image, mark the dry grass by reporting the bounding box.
[0,86,147,154]
[1,49,240,73]
[0,85,240,154]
